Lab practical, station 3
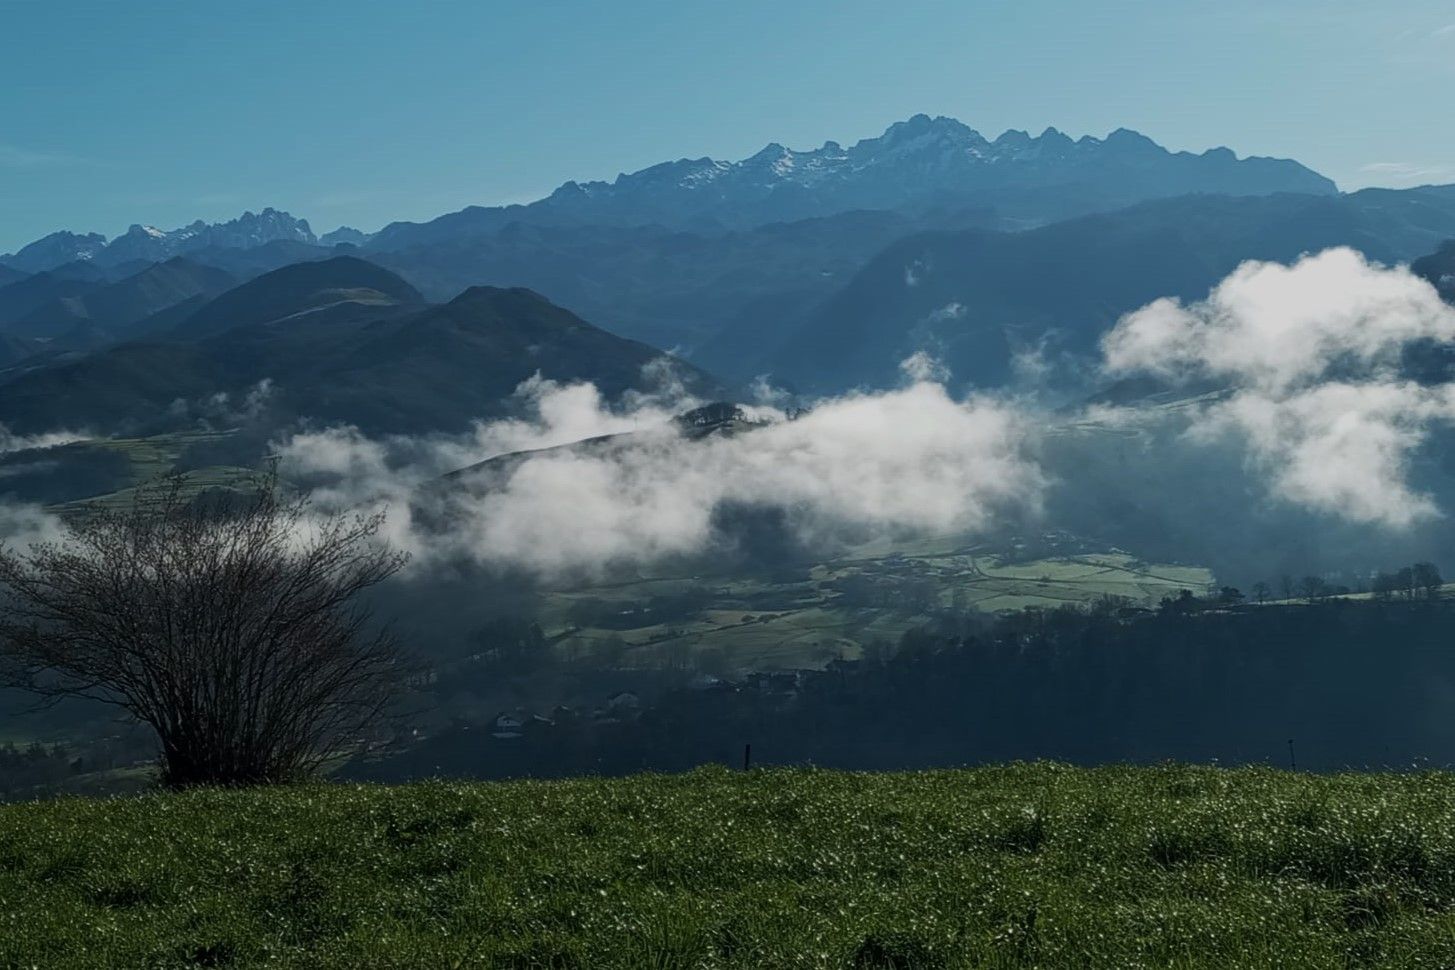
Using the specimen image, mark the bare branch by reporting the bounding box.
[0,473,410,787]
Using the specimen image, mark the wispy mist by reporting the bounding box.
[277,365,1044,578]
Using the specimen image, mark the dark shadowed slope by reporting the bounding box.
[745,190,1455,392]
[5,258,237,341]
[369,209,974,350]
[0,271,104,330]
[1415,239,1455,302]
[181,238,337,280]
[174,255,424,338]
[268,285,720,433]
[0,260,717,435]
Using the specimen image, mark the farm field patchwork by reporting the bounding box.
[542,542,1214,672]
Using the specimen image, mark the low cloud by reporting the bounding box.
[898,350,950,384]
[1189,382,1455,527]
[280,247,1455,579]
[168,379,278,428]
[0,502,66,550]
[0,426,89,455]
[1359,161,1455,185]
[1101,248,1455,527]
[1102,248,1455,393]
[277,364,1044,579]
[13,249,1454,582]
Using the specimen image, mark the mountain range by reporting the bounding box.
[2,116,1336,276]
[365,115,1335,248]
[1,209,317,274]
[0,114,1451,460]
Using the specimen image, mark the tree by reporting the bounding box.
[0,475,408,788]
[1412,562,1443,600]
[1298,575,1329,603]
[471,617,550,675]
[1159,588,1198,614]
[1251,581,1271,605]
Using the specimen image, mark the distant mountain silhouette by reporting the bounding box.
[367,115,1336,249]
[4,120,1453,410]
[0,209,316,274]
[0,231,107,274]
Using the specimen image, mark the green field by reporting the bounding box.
[24,428,263,520]
[544,543,1214,672]
[6,765,1455,968]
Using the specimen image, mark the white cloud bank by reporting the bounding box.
[13,248,1454,571]
[277,366,1045,578]
[0,426,88,456]
[1101,248,1455,527]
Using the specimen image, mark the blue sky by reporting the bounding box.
[2,0,1453,252]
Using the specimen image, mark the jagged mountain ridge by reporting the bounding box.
[1,209,317,274]
[1,231,108,274]
[367,115,1336,248]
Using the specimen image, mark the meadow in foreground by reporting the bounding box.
[3,763,1455,968]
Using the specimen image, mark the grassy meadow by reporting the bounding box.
[4,763,1455,967]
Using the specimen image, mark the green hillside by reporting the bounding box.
[5,765,1455,968]
[542,544,1212,672]
[0,260,720,436]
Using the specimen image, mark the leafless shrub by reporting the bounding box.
[0,473,408,787]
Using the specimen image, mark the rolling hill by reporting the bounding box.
[4,258,236,341]
[0,257,718,436]
[172,255,422,338]
[0,270,104,330]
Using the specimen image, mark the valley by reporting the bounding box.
[11,6,1455,966]
[0,100,1449,807]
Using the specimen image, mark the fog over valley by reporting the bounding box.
[4,108,1455,793]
